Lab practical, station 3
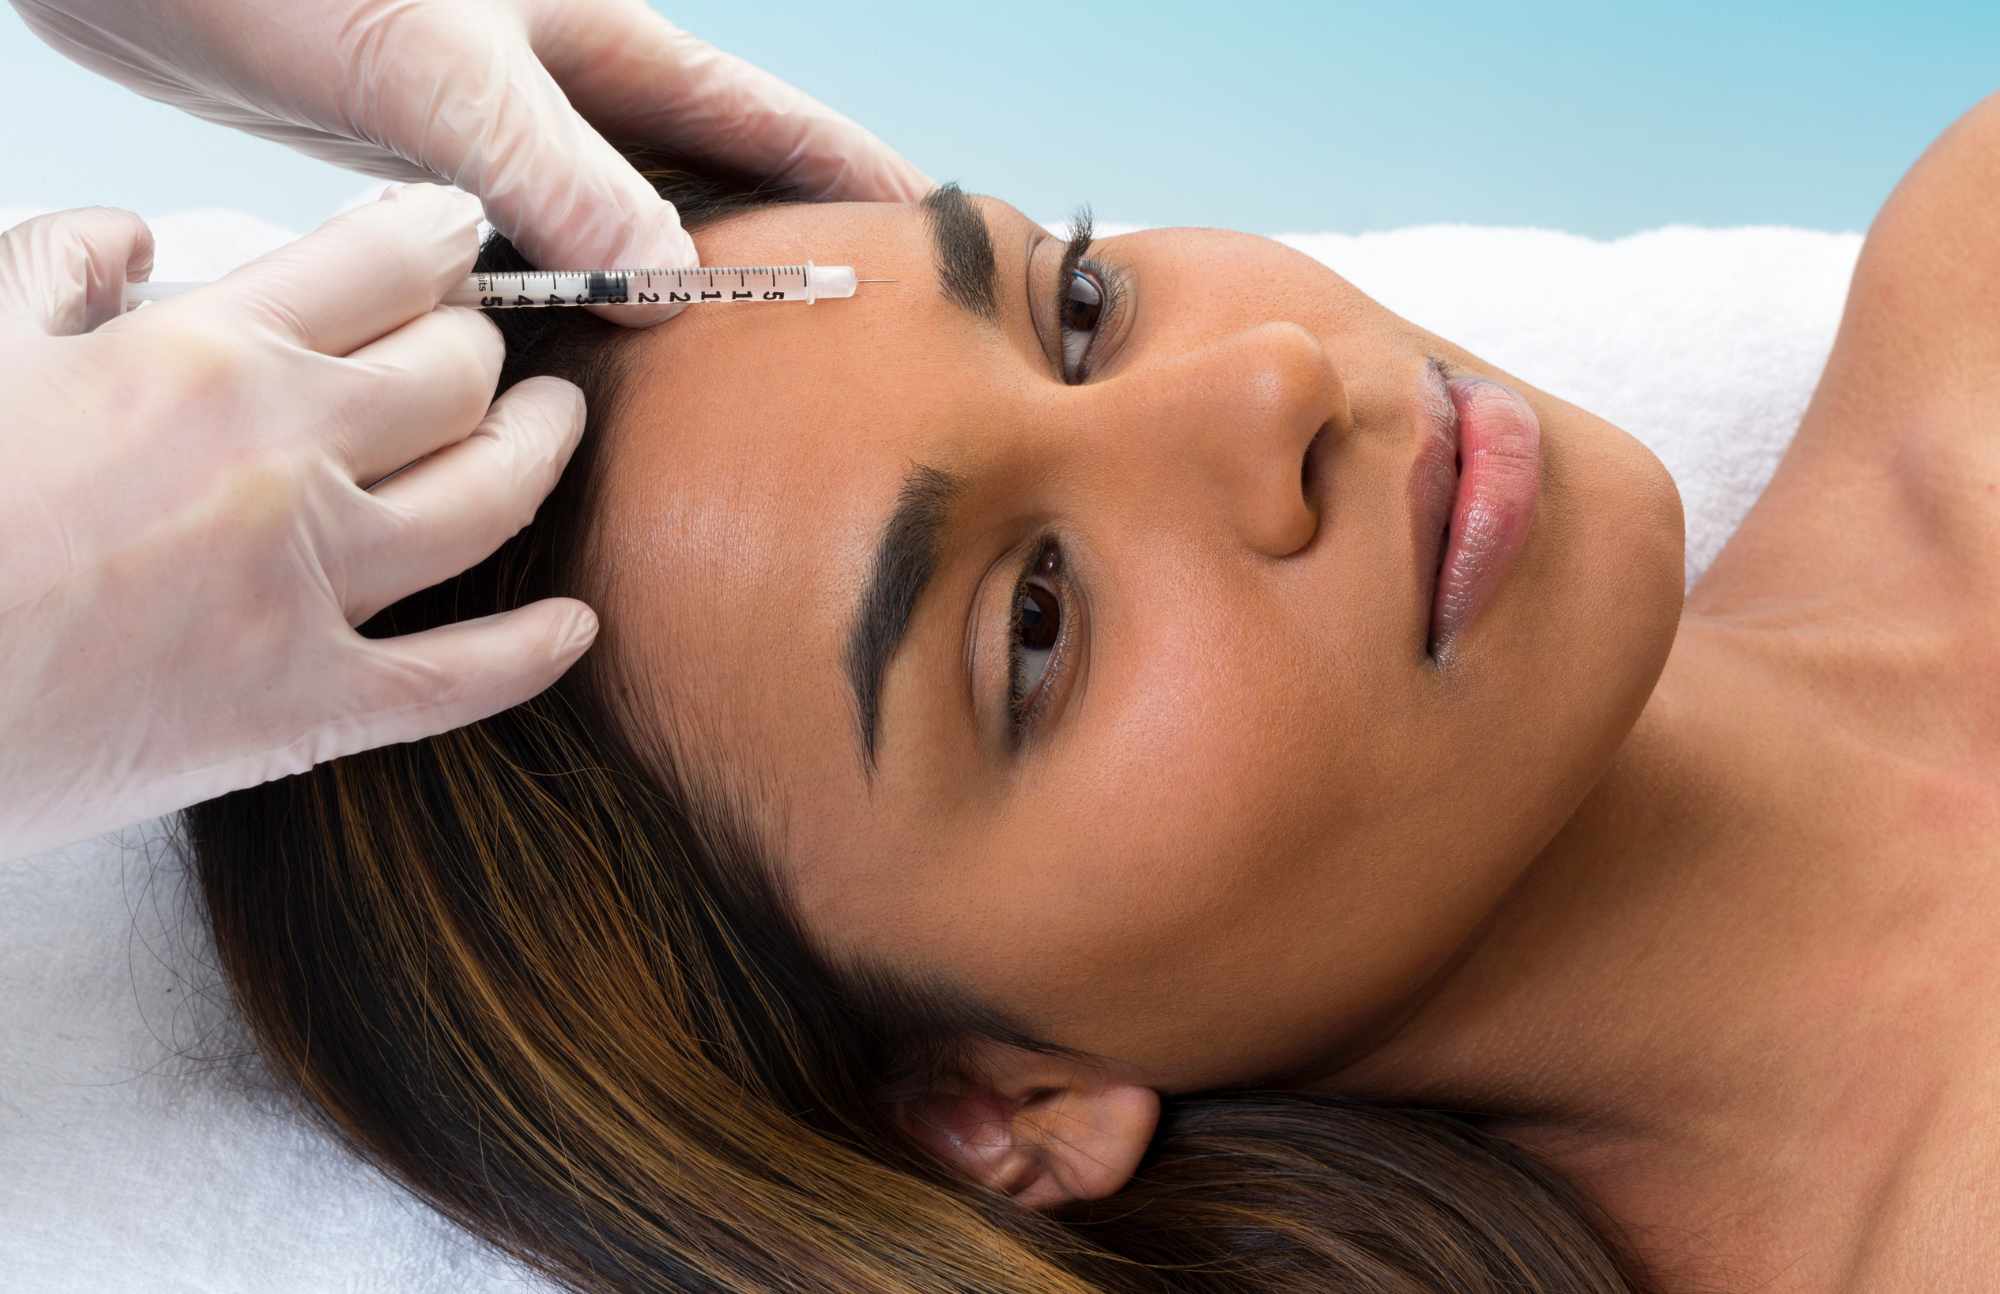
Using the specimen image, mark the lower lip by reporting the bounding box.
[1427,377,1542,656]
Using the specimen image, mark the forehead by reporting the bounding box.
[586,198,1017,842]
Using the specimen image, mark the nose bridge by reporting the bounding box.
[1109,320,1348,557]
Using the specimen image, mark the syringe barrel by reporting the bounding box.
[118,266,872,311]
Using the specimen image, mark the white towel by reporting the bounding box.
[0,209,1864,1293]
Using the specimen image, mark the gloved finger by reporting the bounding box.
[366,21,697,329]
[345,597,599,752]
[532,2,934,204]
[177,183,484,357]
[347,376,586,625]
[0,206,153,337]
[338,305,505,488]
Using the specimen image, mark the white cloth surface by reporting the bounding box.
[1,207,1865,1292]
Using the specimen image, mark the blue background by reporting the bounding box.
[4,1,1994,236]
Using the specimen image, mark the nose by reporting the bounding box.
[1131,321,1349,557]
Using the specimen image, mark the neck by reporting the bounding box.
[1307,609,1971,1288]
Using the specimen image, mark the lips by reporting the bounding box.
[1409,361,1461,653]
[1410,364,1543,656]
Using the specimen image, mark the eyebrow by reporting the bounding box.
[837,187,1007,777]
[920,182,999,321]
[843,463,969,776]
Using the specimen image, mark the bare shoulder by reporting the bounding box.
[1691,91,2000,637]
[1826,89,2000,414]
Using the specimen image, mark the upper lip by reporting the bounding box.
[1410,358,1461,648]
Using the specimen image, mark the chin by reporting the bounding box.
[1498,400,1685,827]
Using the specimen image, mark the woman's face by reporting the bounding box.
[591,190,1684,1093]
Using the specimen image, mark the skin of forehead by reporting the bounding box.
[586,198,1018,860]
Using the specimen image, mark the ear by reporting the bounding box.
[890,1067,1161,1211]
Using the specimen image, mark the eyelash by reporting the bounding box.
[1053,207,1126,384]
[1005,535,1073,744]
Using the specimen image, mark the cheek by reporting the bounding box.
[985,597,1361,1013]
[995,540,1499,1054]
[1083,617,1349,916]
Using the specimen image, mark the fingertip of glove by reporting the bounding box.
[526,375,589,439]
[609,200,699,271]
[552,375,588,425]
[593,201,695,329]
[383,183,487,229]
[505,373,586,416]
[560,605,601,657]
[903,165,942,203]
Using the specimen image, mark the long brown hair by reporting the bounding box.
[179,150,1666,1292]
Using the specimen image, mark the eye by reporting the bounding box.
[1007,540,1068,735]
[1057,266,1106,383]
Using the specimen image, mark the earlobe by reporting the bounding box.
[890,1075,1161,1210]
[1014,1082,1161,1207]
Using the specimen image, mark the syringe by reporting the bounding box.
[123,262,892,310]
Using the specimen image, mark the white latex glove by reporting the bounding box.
[11,0,933,325]
[0,186,598,860]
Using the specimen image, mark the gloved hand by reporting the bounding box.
[0,186,598,859]
[10,0,933,326]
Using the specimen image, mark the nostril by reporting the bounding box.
[1301,425,1328,506]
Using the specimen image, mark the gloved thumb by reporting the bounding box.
[0,206,153,336]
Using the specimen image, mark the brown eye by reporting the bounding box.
[1016,582,1059,651]
[1060,268,1103,332]
[1008,542,1067,728]
[1058,268,1105,381]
